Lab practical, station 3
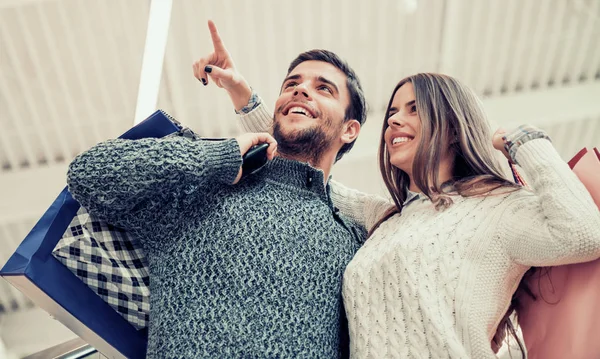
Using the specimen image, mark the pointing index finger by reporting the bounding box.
[208,20,227,53]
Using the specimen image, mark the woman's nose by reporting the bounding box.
[387,114,404,128]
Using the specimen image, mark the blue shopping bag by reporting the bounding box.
[0,110,181,359]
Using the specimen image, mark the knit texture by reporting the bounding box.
[334,139,600,358]
[67,135,365,358]
[239,98,274,133]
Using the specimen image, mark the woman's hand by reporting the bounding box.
[233,132,277,184]
[192,20,252,111]
[492,128,510,161]
[493,125,549,164]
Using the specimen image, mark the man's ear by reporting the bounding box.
[341,119,361,144]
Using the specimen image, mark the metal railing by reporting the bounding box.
[23,338,101,359]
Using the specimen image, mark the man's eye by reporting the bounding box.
[318,85,332,93]
[285,82,297,88]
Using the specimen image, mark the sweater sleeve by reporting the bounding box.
[330,180,395,233]
[239,102,273,133]
[67,136,242,232]
[500,138,600,266]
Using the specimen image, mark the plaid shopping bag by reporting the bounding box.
[53,208,150,329]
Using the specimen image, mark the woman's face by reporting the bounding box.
[384,82,421,175]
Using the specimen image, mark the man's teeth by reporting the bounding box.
[289,106,313,118]
[392,137,412,144]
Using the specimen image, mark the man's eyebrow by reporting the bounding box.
[283,74,302,83]
[318,76,339,93]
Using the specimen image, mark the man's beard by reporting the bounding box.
[272,115,341,165]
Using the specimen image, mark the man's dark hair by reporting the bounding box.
[287,50,367,162]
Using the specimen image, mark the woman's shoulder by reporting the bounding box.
[460,185,534,208]
[474,186,539,219]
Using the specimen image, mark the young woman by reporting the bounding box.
[195,23,600,358]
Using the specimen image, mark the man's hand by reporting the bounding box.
[193,20,252,111]
[233,132,277,184]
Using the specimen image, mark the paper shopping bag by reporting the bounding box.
[518,147,600,359]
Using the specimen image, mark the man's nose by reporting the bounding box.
[293,83,311,100]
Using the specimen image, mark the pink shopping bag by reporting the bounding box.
[517,147,600,359]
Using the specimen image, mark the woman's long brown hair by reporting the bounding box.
[371,73,535,356]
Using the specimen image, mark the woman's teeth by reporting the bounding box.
[392,137,412,144]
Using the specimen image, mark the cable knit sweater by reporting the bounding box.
[241,103,600,358]
[67,136,364,358]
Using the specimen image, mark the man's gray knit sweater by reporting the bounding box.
[66,136,363,358]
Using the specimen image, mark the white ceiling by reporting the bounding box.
[0,0,599,355]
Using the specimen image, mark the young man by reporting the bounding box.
[68,22,366,359]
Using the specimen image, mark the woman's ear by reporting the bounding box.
[341,119,361,144]
[449,128,459,144]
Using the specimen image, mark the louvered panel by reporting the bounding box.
[372,0,396,108]
[437,0,465,75]
[56,2,106,144]
[577,116,600,155]
[0,126,18,171]
[254,0,277,123]
[427,0,446,73]
[77,0,137,138]
[278,1,298,65]
[1,0,599,177]
[583,21,600,82]
[557,120,585,161]
[460,0,488,91]
[415,0,443,74]
[114,0,149,132]
[33,3,88,159]
[95,0,136,134]
[552,4,581,86]
[519,0,553,90]
[472,0,503,96]
[488,0,519,95]
[317,0,334,51]
[570,0,600,83]
[352,0,377,109]
[538,0,569,89]
[503,0,537,94]
[14,7,72,164]
[0,73,27,170]
[0,9,53,169]
[0,0,152,177]
[544,116,600,161]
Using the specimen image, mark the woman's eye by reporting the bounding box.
[410,105,417,113]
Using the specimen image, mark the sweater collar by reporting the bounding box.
[256,157,331,203]
[404,190,421,205]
